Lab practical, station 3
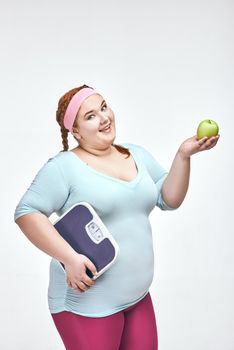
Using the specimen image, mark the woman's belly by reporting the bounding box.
[48,217,155,316]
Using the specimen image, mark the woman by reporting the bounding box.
[15,84,219,350]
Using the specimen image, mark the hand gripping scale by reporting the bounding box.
[53,202,119,279]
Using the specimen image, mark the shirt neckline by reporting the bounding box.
[68,146,142,187]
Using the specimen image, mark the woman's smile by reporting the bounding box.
[99,123,111,133]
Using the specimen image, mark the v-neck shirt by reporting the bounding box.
[15,143,175,317]
[68,146,141,187]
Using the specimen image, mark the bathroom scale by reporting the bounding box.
[53,202,119,279]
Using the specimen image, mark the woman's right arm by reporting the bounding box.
[15,158,97,292]
[16,213,97,292]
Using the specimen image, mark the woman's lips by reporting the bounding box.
[99,124,111,132]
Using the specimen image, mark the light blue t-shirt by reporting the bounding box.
[14,144,175,317]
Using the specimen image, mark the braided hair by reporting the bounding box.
[56,84,90,151]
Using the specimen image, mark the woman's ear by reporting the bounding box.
[71,127,81,140]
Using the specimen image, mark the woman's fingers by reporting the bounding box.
[198,135,219,150]
[68,280,88,293]
[77,281,90,292]
[198,136,208,146]
[82,274,96,287]
[69,281,83,292]
[84,257,97,277]
[67,274,96,293]
[65,254,97,292]
[207,135,220,148]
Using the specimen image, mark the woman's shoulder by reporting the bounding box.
[49,150,74,163]
[40,151,75,172]
[120,143,159,163]
[119,142,146,154]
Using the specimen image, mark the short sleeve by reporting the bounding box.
[129,144,176,211]
[14,158,69,220]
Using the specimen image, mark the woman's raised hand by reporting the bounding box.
[178,134,220,159]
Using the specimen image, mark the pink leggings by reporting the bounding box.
[51,292,158,350]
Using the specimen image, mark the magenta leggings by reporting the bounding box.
[51,292,158,350]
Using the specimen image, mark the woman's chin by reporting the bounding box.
[99,129,116,143]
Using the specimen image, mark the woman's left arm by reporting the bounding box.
[161,134,220,209]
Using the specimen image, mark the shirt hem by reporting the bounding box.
[49,291,149,318]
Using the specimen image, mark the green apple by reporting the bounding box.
[197,119,219,139]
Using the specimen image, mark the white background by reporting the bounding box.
[1,0,233,349]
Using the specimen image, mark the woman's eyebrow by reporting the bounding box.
[83,100,106,118]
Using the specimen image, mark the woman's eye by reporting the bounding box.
[102,104,107,111]
[87,114,95,120]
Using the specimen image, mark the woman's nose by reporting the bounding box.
[99,113,109,123]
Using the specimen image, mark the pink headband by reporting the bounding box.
[64,87,97,131]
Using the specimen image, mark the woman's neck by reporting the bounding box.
[76,144,116,158]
